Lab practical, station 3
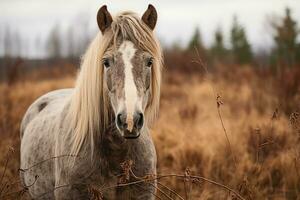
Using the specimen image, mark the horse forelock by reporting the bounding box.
[67,11,163,158]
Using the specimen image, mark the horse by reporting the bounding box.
[20,4,163,199]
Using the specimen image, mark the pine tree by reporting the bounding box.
[211,27,227,61]
[187,27,204,52]
[273,8,299,67]
[230,16,252,64]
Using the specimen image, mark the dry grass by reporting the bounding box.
[0,64,300,199]
[155,72,300,199]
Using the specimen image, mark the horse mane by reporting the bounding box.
[67,11,163,157]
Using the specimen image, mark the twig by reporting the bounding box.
[157,181,185,200]
[98,171,245,200]
[193,47,238,169]
[0,147,14,196]
[9,150,244,200]
[254,128,261,163]
[1,154,78,198]
[25,175,39,188]
[128,167,174,200]
[0,188,28,199]
[135,184,163,200]
[149,182,173,200]
[183,168,191,200]
[0,175,38,198]
[19,165,245,200]
[19,154,78,172]
[216,95,238,169]
[35,183,75,199]
[259,141,275,148]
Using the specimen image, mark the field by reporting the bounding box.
[0,59,300,199]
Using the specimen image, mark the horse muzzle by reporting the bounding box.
[116,110,144,139]
[123,129,141,139]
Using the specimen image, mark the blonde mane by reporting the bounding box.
[67,11,163,156]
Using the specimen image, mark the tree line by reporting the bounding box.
[1,7,299,68]
[184,8,299,68]
[1,13,93,60]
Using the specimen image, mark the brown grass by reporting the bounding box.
[0,63,300,199]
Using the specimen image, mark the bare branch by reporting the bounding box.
[0,147,14,196]
[193,47,238,169]
[156,181,185,200]
[19,154,78,172]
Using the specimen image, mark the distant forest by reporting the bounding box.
[0,7,299,69]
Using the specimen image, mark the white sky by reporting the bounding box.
[0,0,300,58]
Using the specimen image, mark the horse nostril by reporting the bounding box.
[117,113,127,130]
[134,113,144,130]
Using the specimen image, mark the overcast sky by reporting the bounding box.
[0,0,300,58]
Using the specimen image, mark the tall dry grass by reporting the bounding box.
[0,61,299,199]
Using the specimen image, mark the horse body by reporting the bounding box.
[20,89,71,198]
[20,89,157,199]
[20,4,162,199]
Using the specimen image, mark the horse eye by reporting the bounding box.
[103,59,110,68]
[146,58,153,67]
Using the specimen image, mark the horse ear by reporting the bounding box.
[97,5,113,34]
[142,4,157,30]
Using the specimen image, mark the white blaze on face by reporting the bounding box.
[119,41,138,131]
